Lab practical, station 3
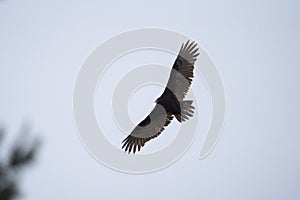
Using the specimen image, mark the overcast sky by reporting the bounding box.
[0,0,299,199]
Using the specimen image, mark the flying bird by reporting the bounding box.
[122,40,200,153]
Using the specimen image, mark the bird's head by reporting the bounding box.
[155,97,160,103]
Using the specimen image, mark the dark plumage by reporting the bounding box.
[122,40,200,153]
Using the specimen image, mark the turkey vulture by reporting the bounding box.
[122,40,199,153]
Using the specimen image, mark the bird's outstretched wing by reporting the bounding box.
[122,104,173,154]
[163,40,199,101]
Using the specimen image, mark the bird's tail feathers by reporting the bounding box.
[175,100,195,122]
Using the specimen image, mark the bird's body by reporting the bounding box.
[156,87,180,114]
[122,40,199,153]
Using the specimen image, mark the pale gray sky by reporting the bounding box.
[0,0,299,199]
